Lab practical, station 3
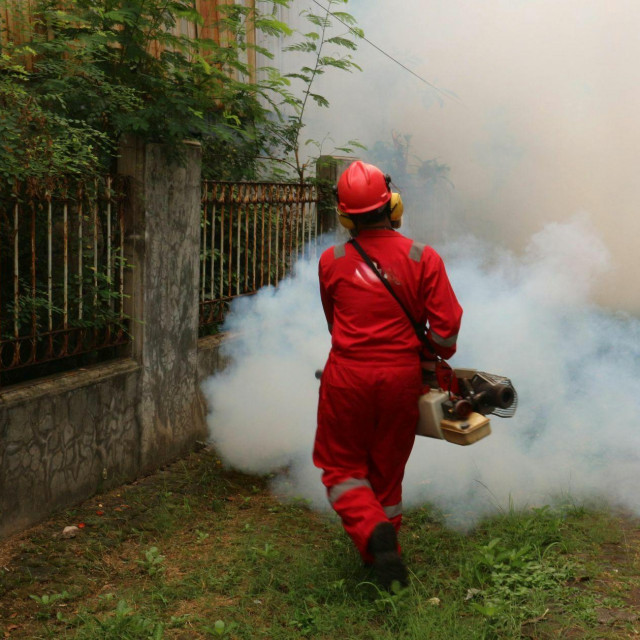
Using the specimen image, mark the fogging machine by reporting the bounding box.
[315,362,517,446]
[416,362,517,445]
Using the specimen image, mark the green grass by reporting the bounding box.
[1,449,639,639]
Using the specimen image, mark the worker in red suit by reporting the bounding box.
[313,160,462,590]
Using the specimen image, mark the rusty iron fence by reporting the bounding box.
[0,177,129,385]
[200,181,320,332]
[0,176,325,381]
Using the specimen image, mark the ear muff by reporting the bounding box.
[334,184,356,230]
[389,192,403,229]
[337,211,355,230]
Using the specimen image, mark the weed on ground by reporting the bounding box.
[1,448,640,639]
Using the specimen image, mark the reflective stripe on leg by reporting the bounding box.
[328,477,372,505]
[331,484,387,562]
[383,502,403,520]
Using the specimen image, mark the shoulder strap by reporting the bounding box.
[349,238,435,353]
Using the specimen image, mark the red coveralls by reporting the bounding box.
[314,228,462,561]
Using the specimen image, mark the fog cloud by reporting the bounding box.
[203,216,640,526]
[203,1,640,526]
[302,0,640,311]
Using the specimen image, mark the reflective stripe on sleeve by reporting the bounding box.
[334,243,346,259]
[383,502,403,519]
[409,241,425,262]
[429,328,458,347]
[328,477,372,505]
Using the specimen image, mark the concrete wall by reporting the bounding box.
[0,141,224,538]
[0,361,141,536]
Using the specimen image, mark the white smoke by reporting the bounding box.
[203,215,640,526]
[203,0,640,524]
[405,213,640,524]
[296,0,640,312]
[202,253,332,508]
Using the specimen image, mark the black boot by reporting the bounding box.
[367,522,408,591]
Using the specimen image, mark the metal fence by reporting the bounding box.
[199,181,319,331]
[0,178,129,385]
[0,176,323,382]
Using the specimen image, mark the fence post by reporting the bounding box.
[118,137,206,471]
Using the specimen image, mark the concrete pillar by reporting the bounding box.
[118,138,206,472]
[316,155,356,234]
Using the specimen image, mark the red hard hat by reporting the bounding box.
[337,161,391,214]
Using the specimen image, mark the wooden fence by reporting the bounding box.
[0,0,257,77]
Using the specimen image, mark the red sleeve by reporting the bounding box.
[422,250,462,359]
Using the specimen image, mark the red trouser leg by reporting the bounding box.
[313,356,421,561]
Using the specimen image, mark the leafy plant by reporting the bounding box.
[195,529,210,543]
[263,0,365,181]
[137,546,166,578]
[75,599,164,639]
[288,607,318,636]
[367,130,453,188]
[0,0,302,180]
[201,619,237,637]
[0,56,111,183]
[29,590,72,619]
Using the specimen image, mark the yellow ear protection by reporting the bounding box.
[333,185,357,230]
[337,212,356,231]
[389,192,404,229]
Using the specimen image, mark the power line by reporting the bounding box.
[309,0,460,103]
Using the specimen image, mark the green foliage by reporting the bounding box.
[460,506,576,636]
[137,546,166,578]
[367,130,453,186]
[5,450,637,640]
[269,0,364,181]
[0,0,304,181]
[0,55,112,182]
[29,590,72,619]
[201,619,237,637]
[195,529,210,543]
[75,599,165,639]
[469,536,571,601]
[1,0,366,181]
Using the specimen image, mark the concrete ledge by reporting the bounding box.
[0,359,141,408]
[0,332,237,538]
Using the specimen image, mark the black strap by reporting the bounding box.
[349,238,435,353]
